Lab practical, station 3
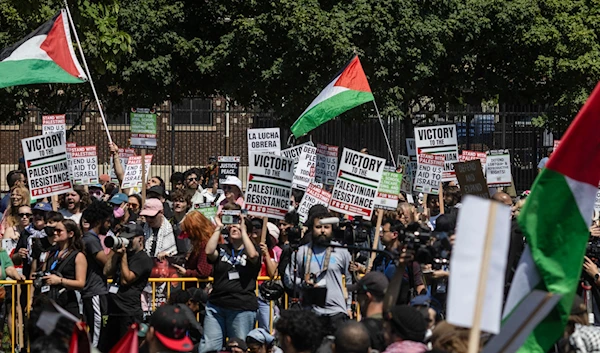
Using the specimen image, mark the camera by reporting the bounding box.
[587,238,600,260]
[336,217,371,245]
[286,226,302,248]
[402,230,452,266]
[32,271,50,289]
[104,235,130,250]
[222,210,241,225]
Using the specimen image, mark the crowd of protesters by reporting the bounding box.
[0,143,599,353]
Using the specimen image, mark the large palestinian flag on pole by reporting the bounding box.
[291,55,374,138]
[0,9,87,89]
[503,82,600,352]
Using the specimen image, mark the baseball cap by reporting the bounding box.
[33,202,52,212]
[385,305,428,342]
[187,287,208,304]
[267,222,280,242]
[246,328,275,346]
[89,183,104,189]
[347,271,389,297]
[221,176,242,192]
[147,185,166,198]
[140,199,163,217]
[149,305,193,352]
[100,174,110,183]
[109,193,129,205]
[119,224,145,239]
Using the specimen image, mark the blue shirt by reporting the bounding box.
[0,193,9,214]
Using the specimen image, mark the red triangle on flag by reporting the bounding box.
[39,12,82,78]
[248,174,254,181]
[333,56,372,93]
[109,323,139,353]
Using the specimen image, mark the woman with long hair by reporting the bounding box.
[59,186,91,225]
[172,211,215,282]
[1,186,30,239]
[41,219,87,317]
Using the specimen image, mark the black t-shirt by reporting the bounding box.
[361,318,386,352]
[208,244,261,311]
[108,250,153,316]
[82,231,108,298]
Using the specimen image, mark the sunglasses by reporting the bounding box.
[19,213,32,218]
[187,177,198,182]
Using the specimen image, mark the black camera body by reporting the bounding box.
[286,226,302,249]
[587,238,600,261]
[402,230,452,266]
[32,271,51,289]
[337,217,372,245]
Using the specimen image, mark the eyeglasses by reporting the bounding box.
[187,177,198,182]
[19,213,32,218]
[54,229,65,234]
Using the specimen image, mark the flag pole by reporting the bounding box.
[372,100,397,168]
[63,0,113,144]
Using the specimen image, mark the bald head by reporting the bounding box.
[334,322,371,353]
[492,191,513,206]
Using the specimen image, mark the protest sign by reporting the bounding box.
[329,148,386,218]
[374,166,403,211]
[486,150,512,187]
[110,148,135,182]
[70,146,99,185]
[246,153,294,219]
[459,150,487,173]
[406,138,417,161]
[414,153,444,195]
[297,183,332,223]
[193,202,218,221]
[42,114,66,137]
[247,128,281,156]
[315,143,338,186]
[121,155,153,189]
[66,142,76,180]
[217,156,240,186]
[453,160,489,199]
[398,155,411,193]
[281,141,315,163]
[414,124,459,181]
[292,145,317,190]
[130,109,157,149]
[21,132,72,199]
[595,189,600,213]
[447,196,511,335]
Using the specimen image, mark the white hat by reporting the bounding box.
[267,222,280,242]
[222,176,243,192]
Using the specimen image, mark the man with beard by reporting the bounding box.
[81,200,113,348]
[284,211,353,336]
[59,186,90,224]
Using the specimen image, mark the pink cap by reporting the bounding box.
[100,174,110,183]
[140,198,163,217]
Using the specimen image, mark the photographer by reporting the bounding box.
[284,211,353,336]
[100,224,154,352]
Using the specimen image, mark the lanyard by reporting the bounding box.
[231,246,244,266]
[314,252,326,270]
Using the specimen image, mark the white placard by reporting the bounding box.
[66,142,76,181]
[329,148,385,218]
[21,132,73,199]
[459,150,487,173]
[247,128,281,157]
[595,189,600,213]
[110,148,135,182]
[406,138,417,161]
[42,114,66,136]
[246,153,294,219]
[281,141,315,164]
[292,145,317,190]
[413,153,444,195]
[447,196,511,334]
[70,146,99,185]
[121,155,153,189]
[414,124,459,181]
[315,143,338,186]
[486,150,512,187]
[298,183,332,223]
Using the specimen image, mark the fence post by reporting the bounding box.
[501,104,506,149]
[170,102,175,175]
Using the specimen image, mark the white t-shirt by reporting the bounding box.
[60,209,82,225]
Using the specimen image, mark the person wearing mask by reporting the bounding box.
[371,219,425,304]
[184,169,204,205]
[347,272,389,352]
[246,328,276,353]
[201,178,225,205]
[1,185,30,239]
[140,199,178,260]
[284,211,353,336]
[80,201,112,347]
[200,213,260,353]
[101,224,154,352]
[382,305,428,353]
[0,170,25,214]
[109,193,131,231]
[333,322,371,353]
[171,211,214,283]
[41,219,88,317]
[275,309,324,353]
[144,304,194,353]
[218,176,245,213]
[59,186,90,224]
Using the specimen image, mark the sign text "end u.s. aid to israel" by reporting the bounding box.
[21,132,73,199]
[414,124,459,181]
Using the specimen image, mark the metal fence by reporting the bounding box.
[0,100,554,194]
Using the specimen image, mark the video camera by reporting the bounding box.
[222,210,241,225]
[587,238,600,260]
[402,230,452,269]
[333,217,372,245]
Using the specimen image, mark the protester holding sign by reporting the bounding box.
[246,153,294,220]
[414,124,459,181]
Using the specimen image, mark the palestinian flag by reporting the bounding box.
[290,55,373,138]
[503,83,600,352]
[0,10,87,89]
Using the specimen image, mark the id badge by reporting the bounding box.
[109,285,119,294]
[39,252,47,263]
[228,271,240,280]
[41,285,50,293]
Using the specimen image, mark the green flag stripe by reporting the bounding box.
[0,59,85,88]
[517,168,589,352]
[291,90,374,138]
